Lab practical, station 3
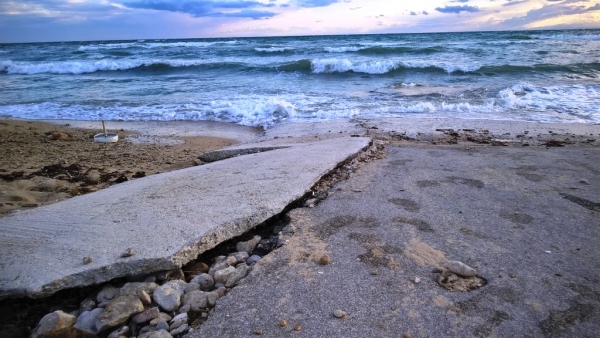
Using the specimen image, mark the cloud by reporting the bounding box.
[497,1,600,27]
[122,0,277,19]
[435,5,481,13]
[295,0,341,7]
[503,0,530,6]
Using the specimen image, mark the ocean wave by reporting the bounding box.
[309,58,480,74]
[539,34,600,40]
[0,97,296,129]
[78,40,241,51]
[254,47,294,53]
[324,45,445,55]
[324,46,363,53]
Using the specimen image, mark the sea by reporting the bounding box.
[1,30,599,129]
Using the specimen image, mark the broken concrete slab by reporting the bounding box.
[198,146,290,163]
[0,137,371,300]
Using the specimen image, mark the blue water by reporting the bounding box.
[1,30,599,128]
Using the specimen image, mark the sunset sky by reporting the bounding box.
[1,0,599,42]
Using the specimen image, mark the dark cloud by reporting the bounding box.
[410,11,417,15]
[122,0,276,19]
[295,0,340,7]
[422,10,429,15]
[435,5,481,13]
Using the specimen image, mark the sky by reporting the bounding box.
[1,0,599,42]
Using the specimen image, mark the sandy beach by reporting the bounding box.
[0,119,260,217]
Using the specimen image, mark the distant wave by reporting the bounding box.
[78,40,241,51]
[307,58,480,74]
[539,34,600,40]
[254,47,294,53]
[325,45,445,55]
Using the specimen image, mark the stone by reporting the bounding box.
[207,291,220,307]
[246,255,262,266]
[97,301,109,308]
[138,290,152,305]
[414,277,421,284]
[190,274,214,291]
[107,326,129,338]
[152,280,187,312]
[119,282,159,296]
[333,310,346,318]
[236,235,261,253]
[184,282,200,293]
[97,285,119,303]
[31,310,77,338]
[580,179,590,184]
[73,308,104,334]
[131,307,160,324]
[230,251,249,264]
[178,304,191,314]
[156,320,169,331]
[319,255,331,265]
[169,313,188,331]
[182,291,209,311]
[213,266,236,284]
[138,325,157,335]
[80,298,96,313]
[446,260,476,277]
[279,320,287,327]
[150,313,172,326]
[97,295,144,332]
[208,256,237,276]
[214,283,225,289]
[139,329,173,338]
[38,327,98,338]
[225,264,250,288]
[215,287,227,297]
[170,323,188,336]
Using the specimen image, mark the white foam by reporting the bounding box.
[1,59,208,75]
[254,47,294,52]
[324,46,363,53]
[310,58,480,74]
[78,40,241,51]
[539,34,600,41]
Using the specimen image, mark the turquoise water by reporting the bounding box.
[1,30,599,128]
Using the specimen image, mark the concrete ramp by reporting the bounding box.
[0,137,370,299]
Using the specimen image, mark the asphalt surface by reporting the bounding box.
[189,142,600,338]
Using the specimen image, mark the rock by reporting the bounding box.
[319,255,331,265]
[107,326,129,338]
[580,179,590,185]
[156,321,169,331]
[120,248,136,257]
[31,310,77,338]
[215,287,227,297]
[97,295,144,332]
[208,256,237,276]
[225,264,250,288]
[150,313,172,326]
[246,255,262,266]
[97,285,120,303]
[170,324,188,336]
[253,329,263,335]
[293,324,302,331]
[207,291,220,307]
[152,280,187,312]
[119,282,159,296]
[182,291,209,311]
[184,282,200,293]
[138,290,152,305]
[80,298,96,312]
[131,307,160,324]
[279,320,287,327]
[178,304,191,314]
[213,266,236,284]
[414,277,421,284]
[333,310,346,318]
[138,325,157,335]
[214,283,225,289]
[236,235,261,253]
[97,301,109,309]
[74,308,104,334]
[446,260,476,277]
[38,327,98,338]
[190,274,214,291]
[139,329,172,338]
[169,313,187,331]
[230,251,249,264]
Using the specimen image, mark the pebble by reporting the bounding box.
[150,313,172,326]
[97,285,120,303]
[156,321,169,331]
[190,273,214,291]
[253,329,263,335]
[121,248,136,258]
[80,298,96,312]
[279,320,287,327]
[97,295,144,332]
[414,277,421,284]
[333,310,346,318]
[83,256,92,264]
[293,324,302,331]
[131,307,160,325]
[446,260,476,277]
[169,323,188,336]
[230,251,250,264]
[30,310,76,338]
[107,326,129,338]
[580,179,590,185]
[169,313,188,331]
[236,235,261,253]
[319,255,331,265]
[247,255,262,266]
[73,308,104,334]
[153,280,187,312]
[138,290,152,305]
